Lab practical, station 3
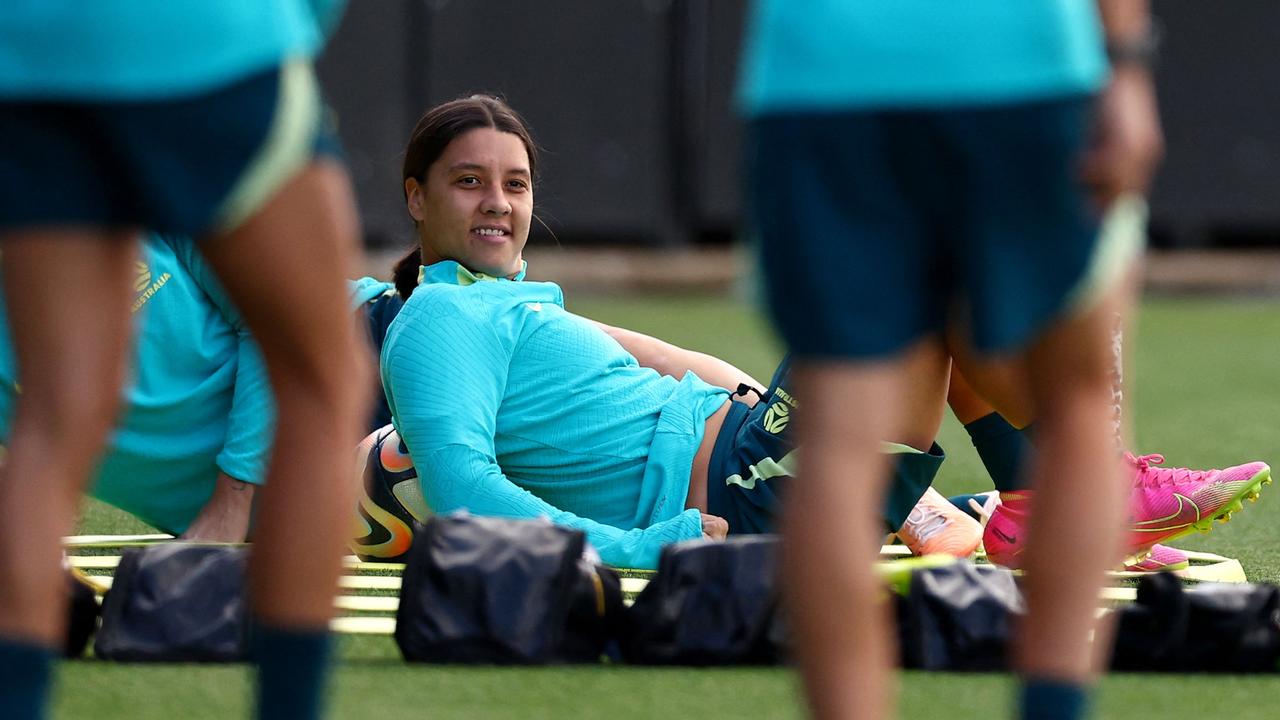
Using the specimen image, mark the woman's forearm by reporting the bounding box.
[593,321,764,395]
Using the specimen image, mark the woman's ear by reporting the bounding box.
[405,177,426,222]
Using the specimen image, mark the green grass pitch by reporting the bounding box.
[62,294,1280,719]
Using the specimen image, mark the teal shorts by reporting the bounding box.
[0,59,333,238]
[706,355,945,534]
[746,95,1140,358]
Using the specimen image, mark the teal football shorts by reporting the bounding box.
[746,94,1141,358]
[0,59,339,238]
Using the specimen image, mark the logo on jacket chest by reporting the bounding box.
[131,261,172,314]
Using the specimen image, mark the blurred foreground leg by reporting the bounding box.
[785,356,909,720]
[0,231,136,718]
[200,162,371,720]
[1015,288,1131,712]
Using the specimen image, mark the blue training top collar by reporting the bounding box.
[418,259,528,287]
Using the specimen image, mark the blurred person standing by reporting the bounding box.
[0,2,369,718]
[739,1,1163,719]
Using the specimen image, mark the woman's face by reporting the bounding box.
[406,127,533,278]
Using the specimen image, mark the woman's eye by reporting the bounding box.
[457,176,479,186]
[508,180,529,191]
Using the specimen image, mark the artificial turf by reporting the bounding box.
[63,294,1280,719]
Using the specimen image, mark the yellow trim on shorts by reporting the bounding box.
[1064,194,1149,313]
[213,58,320,233]
[880,441,925,455]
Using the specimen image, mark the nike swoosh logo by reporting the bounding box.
[1132,492,1201,532]
[991,527,1018,545]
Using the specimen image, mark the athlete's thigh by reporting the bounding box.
[196,161,363,367]
[0,231,137,447]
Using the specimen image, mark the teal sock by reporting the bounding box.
[882,442,946,530]
[964,413,1032,493]
[1020,678,1088,720]
[0,636,54,720]
[252,623,334,720]
[947,492,989,519]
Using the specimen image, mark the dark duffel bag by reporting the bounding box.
[622,535,786,665]
[395,513,623,664]
[895,560,1023,672]
[1110,571,1280,672]
[95,544,248,662]
[64,569,101,658]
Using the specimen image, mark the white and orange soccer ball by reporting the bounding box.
[350,425,430,563]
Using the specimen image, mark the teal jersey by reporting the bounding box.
[0,234,269,533]
[0,0,345,99]
[0,239,392,534]
[739,0,1106,114]
[381,260,730,569]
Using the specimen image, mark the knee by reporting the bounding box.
[270,336,373,417]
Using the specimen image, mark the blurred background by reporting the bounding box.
[319,0,1280,292]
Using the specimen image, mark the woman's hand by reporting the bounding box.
[1080,68,1164,210]
[701,512,729,540]
[179,472,255,542]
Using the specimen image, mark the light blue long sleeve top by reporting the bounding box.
[0,0,345,99]
[740,0,1106,114]
[381,260,730,569]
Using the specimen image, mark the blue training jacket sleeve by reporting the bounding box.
[163,236,274,485]
[418,445,701,570]
[384,294,702,569]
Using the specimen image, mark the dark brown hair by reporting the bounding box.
[393,95,538,298]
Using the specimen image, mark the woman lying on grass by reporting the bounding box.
[375,96,953,569]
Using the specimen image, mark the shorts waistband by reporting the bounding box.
[705,398,753,520]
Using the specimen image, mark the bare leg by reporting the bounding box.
[892,339,951,451]
[946,364,1004,426]
[1016,288,1132,681]
[786,342,939,720]
[0,231,137,644]
[950,263,1143,436]
[946,335,1035,429]
[198,162,371,628]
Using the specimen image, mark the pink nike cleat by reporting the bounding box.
[982,454,1270,570]
[1127,453,1271,553]
[1122,544,1190,573]
[981,491,1028,569]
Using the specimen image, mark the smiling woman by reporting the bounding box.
[369,96,952,570]
[392,96,540,296]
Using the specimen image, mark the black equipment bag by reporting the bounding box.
[395,513,623,664]
[895,561,1023,671]
[1110,571,1280,672]
[622,535,786,665]
[64,569,101,658]
[94,544,249,662]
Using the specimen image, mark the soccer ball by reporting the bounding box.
[349,425,430,563]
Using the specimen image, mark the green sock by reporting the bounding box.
[947,492,990,519]
[881,442,946,530]
[0,636,54,720]
[964,412,1032,493]
[1020,678,1088,720]
[252,622,333,720]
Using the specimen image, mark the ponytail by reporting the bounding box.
[393,247,422,300]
